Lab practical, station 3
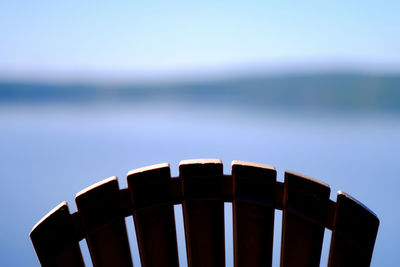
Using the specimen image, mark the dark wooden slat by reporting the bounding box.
[328,191,379,267]
[232,160,276,267]
[127,163,179,267]
[75,177,133,267]
[180,159,225,267]
[30,202,85,267]
[281,171,330,267]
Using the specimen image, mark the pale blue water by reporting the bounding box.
[0,104,399,266]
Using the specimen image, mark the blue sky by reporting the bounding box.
[0,1,399,80]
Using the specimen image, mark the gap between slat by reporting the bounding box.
[125,216,142,267]
[174,204,188,267]
[272,210,283,267]
[79,239,93,267]
[320,228,332,266]
[224,203,234,267]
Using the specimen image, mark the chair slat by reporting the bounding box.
[280,171,330,267]
[180,159,225,267]
[232,161,276,267]
[127,163,179,267]
[30,202,85,267]
[75,177,133,267]
[328,191,379,267]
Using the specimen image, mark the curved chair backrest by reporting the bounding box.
[30,159,379,267]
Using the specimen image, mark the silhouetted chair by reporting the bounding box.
[30,159,379,267]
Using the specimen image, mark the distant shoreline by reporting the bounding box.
[1,73,399,113]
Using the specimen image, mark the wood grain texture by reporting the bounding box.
[232,160,276,267]
[30,161,380,267]
[128,163,179,267]
[30,202,85,267]
[328,191,379,267]
[280,171,330,267]
[75,177,133,267]
[180,159,225,267]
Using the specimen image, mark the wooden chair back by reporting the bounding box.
[30,159,379,267]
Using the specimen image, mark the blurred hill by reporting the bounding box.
[1,73,399,113]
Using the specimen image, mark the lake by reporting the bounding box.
[0,100,399,266]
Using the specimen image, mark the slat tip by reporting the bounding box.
[179,158,222,166]
[75,176,118,198]
[30,201,68,235]
[127,163,170,176]
[337,190,379,220]
[285,170,330,188]
[231,160,275,171]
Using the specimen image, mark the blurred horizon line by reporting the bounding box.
[1,70,399,114]
[1,60,400,84]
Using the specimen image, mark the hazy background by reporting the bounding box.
[1,1,399,266]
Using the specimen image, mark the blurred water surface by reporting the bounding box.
[0,77,399,266]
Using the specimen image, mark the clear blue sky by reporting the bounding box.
[0,0,399,80]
